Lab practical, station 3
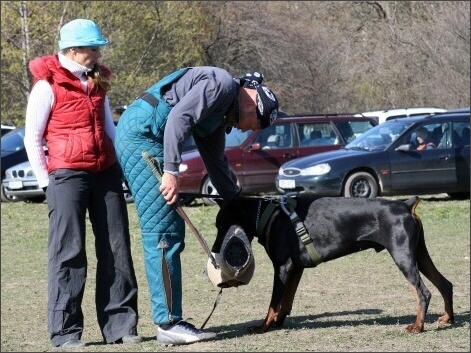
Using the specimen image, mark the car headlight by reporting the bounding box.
[179,164,188,172]
[300,163,331,176]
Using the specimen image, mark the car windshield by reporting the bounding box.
[225,129,252,147]
[1,127,25,153]
[345,120,415,151]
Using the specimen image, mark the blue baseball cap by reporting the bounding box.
[58,19,108,50]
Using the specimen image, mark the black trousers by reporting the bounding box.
[45,164,139,346]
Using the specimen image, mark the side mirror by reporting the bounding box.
[396,144,413,152]
[248,142,261,151]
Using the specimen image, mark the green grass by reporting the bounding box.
[1,194,469,352]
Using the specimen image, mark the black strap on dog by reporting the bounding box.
[279,195,323,267]
[255,195,322,266]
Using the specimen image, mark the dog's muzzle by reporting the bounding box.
[206,225,255,288]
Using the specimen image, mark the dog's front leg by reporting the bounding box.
[248,271,287,334]
[273,267,304,327]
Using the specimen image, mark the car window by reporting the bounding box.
[346,120,413,151]
[253,123,292,149]
[224,129,252,147]
[335,120,376,143]
[452,121,470,147]
[403,123,442,150]
[1,127,25,152]
[298,122,338,146]
[348,120,377,138]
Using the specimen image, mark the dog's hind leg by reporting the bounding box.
[273,267,304,328]
[389,235,431,332]
[390,248,431,333]
[415,222,454,325]
[404,275,431,333]
[410,201,454,326]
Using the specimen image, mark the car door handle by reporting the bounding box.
[439,154,450,160]
[283,153,297,159]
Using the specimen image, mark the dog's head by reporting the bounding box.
[206,224,255,288]
[206,198,260,288]
[212,198,259,251]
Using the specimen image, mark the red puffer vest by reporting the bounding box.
[28,54,116,173]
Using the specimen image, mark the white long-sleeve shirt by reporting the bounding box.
[24,53,115,188]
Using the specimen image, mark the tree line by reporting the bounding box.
[1,1,469,126]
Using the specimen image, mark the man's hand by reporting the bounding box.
[159,172,179,205]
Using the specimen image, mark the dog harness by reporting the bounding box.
[256,196,323,267]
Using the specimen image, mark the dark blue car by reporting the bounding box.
[276,110,470,199]
[1,127,29,201]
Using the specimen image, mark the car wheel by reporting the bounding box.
[1,185,19,202]
[200,174,239,206]
[343,172,378,198]
[201,176,220,206]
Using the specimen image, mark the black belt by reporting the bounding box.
[136,92,159,108]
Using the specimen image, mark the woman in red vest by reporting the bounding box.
[24,19,141,349]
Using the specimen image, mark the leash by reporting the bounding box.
[141,151,219,269]
[200,287,223,329]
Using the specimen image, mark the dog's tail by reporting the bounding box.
[405,195,420,220]
[405,196,424,245]
[405,196,427,261]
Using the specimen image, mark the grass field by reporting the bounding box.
[1,194,470,352]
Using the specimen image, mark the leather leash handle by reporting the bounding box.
[141,151,219,269]
[174,203,219,268]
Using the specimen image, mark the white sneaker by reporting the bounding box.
[156,320,217,345]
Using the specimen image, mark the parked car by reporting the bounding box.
[276,110,470,199]
[178,114,378,205]
[1,124,15,136]
[1,124,134,203]
[355,107,447,124]
[2,159,135,204]
[2,160,46,203]
[1,127,31,201]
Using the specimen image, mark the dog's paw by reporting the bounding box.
[405,323,424,333]
[437,313,454,324]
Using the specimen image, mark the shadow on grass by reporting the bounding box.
[207,309,470,340]
[83,310,468,346]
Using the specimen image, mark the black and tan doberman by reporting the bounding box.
[212,195,454,333]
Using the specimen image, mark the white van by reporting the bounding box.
[355,107,447,124]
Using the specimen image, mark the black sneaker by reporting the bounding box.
[156,320,217,345]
